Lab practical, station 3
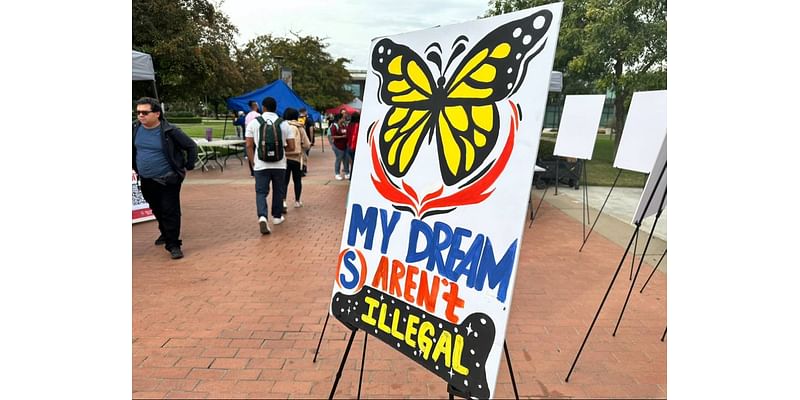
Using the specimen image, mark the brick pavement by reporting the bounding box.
[133,142,666,399]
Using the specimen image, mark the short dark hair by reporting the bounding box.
[283,107,299,121]
[299,107,307,113]
[248,100,258,109]
[262,97,277,112]
[136,97,163,119]
[350,111,360,124]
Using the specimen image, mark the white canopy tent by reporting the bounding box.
[133,50,159,99]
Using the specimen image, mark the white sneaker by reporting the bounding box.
[344,173,350,179]
[294,201,303,208]
[258,216,270,234]
[335,174,343,180]
[273,216,285,225]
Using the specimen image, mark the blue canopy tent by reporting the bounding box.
[226,80,321,123]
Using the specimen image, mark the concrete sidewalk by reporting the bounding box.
[133,144,667,399]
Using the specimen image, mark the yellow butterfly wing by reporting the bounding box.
[372,38,438,177]
[435,9,554,185]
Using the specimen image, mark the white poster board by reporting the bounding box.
[132,170,155,224]
[632,136,667,224]
[613,90,667,173]
[553,94,605,160]
[329,4,562,398]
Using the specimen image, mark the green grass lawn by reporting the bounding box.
[538,134,647,187]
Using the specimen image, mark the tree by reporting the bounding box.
[485,0,667,150]
[239,33,354,112]
[133,0,242,110]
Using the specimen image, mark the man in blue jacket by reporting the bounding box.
[132,97,198,259]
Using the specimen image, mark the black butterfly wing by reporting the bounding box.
[372,38,438,177]
[433,9,553,185]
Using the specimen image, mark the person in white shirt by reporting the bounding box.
[245,97,295,234]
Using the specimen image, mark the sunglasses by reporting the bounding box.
[136,110,155,116]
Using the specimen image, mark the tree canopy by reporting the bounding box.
[133,0,353,114]
[486,0,667,147]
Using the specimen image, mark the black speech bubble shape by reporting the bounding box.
[332,286,495,398]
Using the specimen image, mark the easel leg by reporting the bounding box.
[504,341,520,400]
[555,156,559,196]
[661,327,667,342]
[529,186,549,228]
[328,328,357,400]
[357,332,368,400]
[640,249,667,293]
[579,169,622,252]
[614,216,661,336]
[566,223,640,382]
[582,162,590,242]
[613,188,667,336]
[631,229,639,280]
[313,312,331,363]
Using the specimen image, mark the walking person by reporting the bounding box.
[282,107,311,208]
[245,97,295,234]
[132,97,198,259]
[298,107,315,175]
[345,111,360,179]
[329,113,350,180]
[243,100,261,177]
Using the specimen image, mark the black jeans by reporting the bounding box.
[140,177,183,250]
[284,159,303,202]
[254,168,286,218]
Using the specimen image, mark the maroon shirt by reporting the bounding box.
[331,123,348,151]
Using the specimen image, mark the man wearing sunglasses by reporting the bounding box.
[132,97,198,259]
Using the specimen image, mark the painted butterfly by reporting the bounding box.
[372,9,553,186]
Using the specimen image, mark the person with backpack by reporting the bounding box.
[245,97,295,235]
[132,97,198,260]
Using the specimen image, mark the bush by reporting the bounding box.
[168,111,197,118]
[166,117,202,124]
[536,139,556,161]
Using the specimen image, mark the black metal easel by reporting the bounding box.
[578,169,623,252]
[447,341,519,400]
[581,160,591,242]
[640,249,667,293]
[613,187,667,336]
[313,312,331,363]
[529,185,549,228]
[565,163,666,382]
[326,329,520,400]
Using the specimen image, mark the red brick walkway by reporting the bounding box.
[133,143,666,399]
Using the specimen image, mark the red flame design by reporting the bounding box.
[370,101,520,218]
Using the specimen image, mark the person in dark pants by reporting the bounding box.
[132,97,198,259]
[244,97,295,234]
[282,107,311,208]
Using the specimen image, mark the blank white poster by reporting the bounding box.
[553,94,605,159]
[633,135,666,224]
[613,90,667,173]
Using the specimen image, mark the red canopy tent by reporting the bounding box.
[325,103,359,116]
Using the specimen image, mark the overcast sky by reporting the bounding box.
[219,0,491,70]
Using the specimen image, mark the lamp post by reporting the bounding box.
[274,56,284,82]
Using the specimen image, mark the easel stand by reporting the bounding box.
[326,329,520,400]
[565,164,666,382]
[613,189,667,336]
[447,342,519,400]
[579,169,623,252]
[313,312,331,363]
[580,160,591,242]
[529,185,549,228]
[640,249,667,293]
